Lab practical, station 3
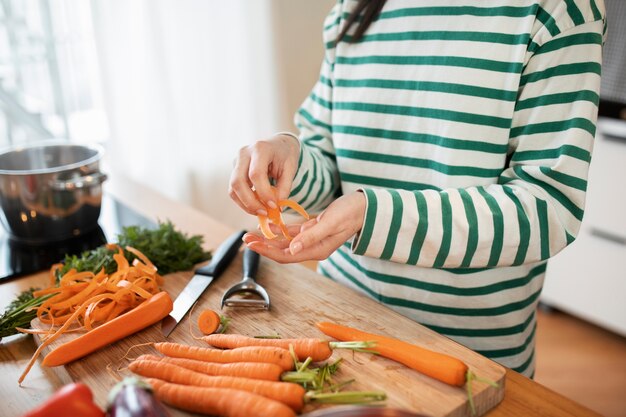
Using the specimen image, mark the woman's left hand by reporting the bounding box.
[243,191,366,263]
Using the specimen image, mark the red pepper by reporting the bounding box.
[21,383,104,417]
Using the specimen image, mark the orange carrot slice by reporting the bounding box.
[198,309,221,335]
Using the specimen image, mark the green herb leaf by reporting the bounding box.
[0,288,51,339]
[117,220,211,275]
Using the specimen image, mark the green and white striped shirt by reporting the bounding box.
[289,0,605,377]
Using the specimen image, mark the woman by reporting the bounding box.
[229,0,606,377]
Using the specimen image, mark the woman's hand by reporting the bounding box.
[229,133,300,216]
[243,191,366,263]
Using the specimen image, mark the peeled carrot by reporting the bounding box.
[256,187,309,240]
[202,334,334,362]
[197,309,222,335]
[154,342,294,371]
[316,321,469,387]
[136,354,284,381]
[147,378,296,417]
[130,359,305,411]
[42,292,173,367]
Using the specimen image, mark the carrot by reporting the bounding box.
[154,342,294,371]
[256,186,309,240]
[316,321,469,387]
[197,309,221,335]
[147,378,296,417]
[130,359,305,411]
[42,291,173,367]
[135,354,284,381]
[19,292,110,384]
[202,334,331,361]
[201,334,373,362]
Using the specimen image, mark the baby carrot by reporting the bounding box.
[316,321,469,387]
[202,334,375,362]
[154,342,294,371]
[197,309,222,335]
[147,378,296,417]
[42,291,173,367]
[136,354,283,381]
[130,359,305,411]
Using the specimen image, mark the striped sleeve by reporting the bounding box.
[352,18,604,268]
[289,4,342,214]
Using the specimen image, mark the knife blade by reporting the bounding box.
[161,229,246,337]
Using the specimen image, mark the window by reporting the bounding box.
[0,0,107,147]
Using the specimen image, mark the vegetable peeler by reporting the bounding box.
[220,247,270,310]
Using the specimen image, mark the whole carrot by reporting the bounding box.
[154,342,294,371]
[42,292,173,367]
[130,359,305,411]
[202,334,332,361]
[202,334,374,362]
[136,354,283,381]
[316,321,469,387]
[147,378,296,417]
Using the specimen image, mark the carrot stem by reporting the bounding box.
[465,369,500,416]
[305,390,387,404]
[298,356,313,373]
[328,341,377,353]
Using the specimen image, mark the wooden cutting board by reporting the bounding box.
[31,253,505,417]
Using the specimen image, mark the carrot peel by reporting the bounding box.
[255,187,309,240]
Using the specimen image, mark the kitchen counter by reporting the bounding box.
[0,174,601,417]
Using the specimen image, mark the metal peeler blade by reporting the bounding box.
[221,248,270,310]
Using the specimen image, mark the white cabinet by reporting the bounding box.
[541,118,626,336]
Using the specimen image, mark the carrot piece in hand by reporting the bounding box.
[147,378,296,417]
[316,321,469,387]
[257,215,277,239]
[197,309,222,335]
[255,187,309,240]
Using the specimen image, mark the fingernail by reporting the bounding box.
[257,209,268,216]
[290,241,303,255]
[267,200,278,209]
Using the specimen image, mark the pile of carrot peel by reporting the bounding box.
[29,244,162,330]
[18,244,164,384]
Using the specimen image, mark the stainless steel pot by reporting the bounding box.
[0,141,108,243]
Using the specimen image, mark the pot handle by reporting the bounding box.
[50,172,108,191]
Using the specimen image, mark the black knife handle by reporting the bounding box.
[243,247,260,280]
[195,230,246,277]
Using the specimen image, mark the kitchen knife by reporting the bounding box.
[160,229,246,337]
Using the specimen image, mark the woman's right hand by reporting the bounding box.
[229,133,300,216]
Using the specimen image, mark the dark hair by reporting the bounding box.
[337,0,387,43]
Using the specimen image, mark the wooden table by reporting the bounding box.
[0,175,601,417]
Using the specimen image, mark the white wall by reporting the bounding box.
[93,0,335,231]
[270,0,336,131]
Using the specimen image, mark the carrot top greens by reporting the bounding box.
[58,220,211,278]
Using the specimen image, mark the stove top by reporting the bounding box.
[0,195,155,283]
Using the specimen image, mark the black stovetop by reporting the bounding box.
[0,195,155,283]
